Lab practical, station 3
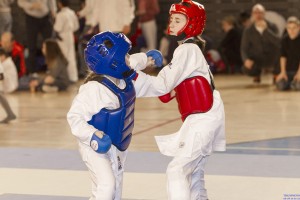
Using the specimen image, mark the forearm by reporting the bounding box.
[240,33,250,61]
[296,63,300,75]
[134,70,170,97]
[279,57,287,74]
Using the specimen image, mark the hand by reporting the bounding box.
[29,80,39,93]
[293,72,300,82]
[44,75,54,84]
[276,72,288,82]
[95,131,104,138]
[122,25,131,35]
[146,50,163,67]
[29,80,39,88]
[158,90,176,103]
[90,131,112,154]
[146,56,155,67]
[244,59,254,70]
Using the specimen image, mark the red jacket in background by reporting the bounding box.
[11,41,27,78]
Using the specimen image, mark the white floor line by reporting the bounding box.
[1,168,300,200]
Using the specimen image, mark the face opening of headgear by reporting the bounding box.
[167,0,206,40]
[84,31,135,80]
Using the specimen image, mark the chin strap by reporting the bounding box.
[123,69,137,81]
[167,32,187,42]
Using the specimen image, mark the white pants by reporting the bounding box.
[166,155,208,200]
[79,144,127,200]
[58,32,78,82]
[140,19,157,50]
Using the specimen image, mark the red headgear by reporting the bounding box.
[168,0,206,38]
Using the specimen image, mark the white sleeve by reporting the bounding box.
[53,13,64,32]
[121,0,135,26]
[78,0,92,18]
[129,53,148,71]
[89,1,102,27]
[48,0,57,16]
[67,82,108,146]
[134,43,207,97]
[72,11,79,32]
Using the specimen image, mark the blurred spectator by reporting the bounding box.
[0,47,18,93]
[275,16,300,91]
[29,39,70,93]
[238,11,251,31]
[241,4,280,83]
[17,0,57,74]
[265,10,286,38]
[219,15,243,73]
[0,48,16,124]
[0,0,14,36]
[136,0,160,51]
[158,27,178,66]
[1,32,27,78]
[206,49,226,74]
[90,0,135,35]
[77,0,96,78]
[54,0,79,83]
[77,0,95,33]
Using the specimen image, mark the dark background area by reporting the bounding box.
[10,0,300,50]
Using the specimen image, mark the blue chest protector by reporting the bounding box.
[88,77,136,151]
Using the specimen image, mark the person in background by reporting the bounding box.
[90,0,135,35]
[17,0,57,74]
[219,15,243,73]
[275,16,300,91]
[0,47,18,94]
[241,3,280,83]
[0,48,16,124]
[29,39,70,93]
[54,0,79,83]
[1,32,27,78]
[136,0,160,51]
[0,0,14,36]
[238,11,251,31]
[77,0,96,78]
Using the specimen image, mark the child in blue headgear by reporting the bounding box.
[67,31,162,199]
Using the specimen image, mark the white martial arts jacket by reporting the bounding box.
[54,7,79,82]
[67,77,126,147]
[133,42,226,158]
[90,0,135,32]
[0,57,18,93]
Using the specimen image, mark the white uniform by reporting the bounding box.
[90,0,135,32]
[77,0,95,27]
[54,7,79,82]
[67,78,129,200]
[1,57,18,93]
[133,42,226,200]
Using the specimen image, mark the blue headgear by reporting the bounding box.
[85,31,135,79]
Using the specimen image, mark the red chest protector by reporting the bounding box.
[159,76,214,121]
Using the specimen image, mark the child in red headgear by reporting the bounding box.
[132,1,226,199]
